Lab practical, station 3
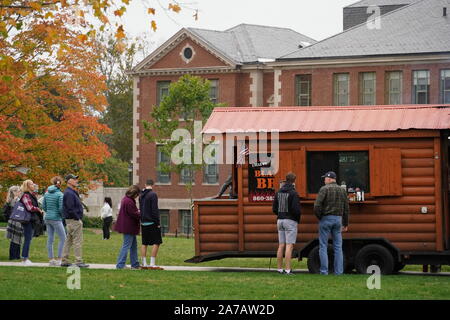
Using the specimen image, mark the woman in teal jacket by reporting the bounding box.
[43,176,67,266]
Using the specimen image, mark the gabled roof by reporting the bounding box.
[280,0,450,60]
[189,24,317,64]
[202,105,450,134]
[346,0,419,7]
[131,24,317,73]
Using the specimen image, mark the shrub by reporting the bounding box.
[82,216,103,228]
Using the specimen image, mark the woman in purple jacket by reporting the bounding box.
[114,185,141,269]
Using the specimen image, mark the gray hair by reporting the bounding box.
[6,185,21,204]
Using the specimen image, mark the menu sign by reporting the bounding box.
[248,158,275,202]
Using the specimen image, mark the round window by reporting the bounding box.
[183,47,193,60]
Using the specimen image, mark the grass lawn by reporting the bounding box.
[0,266,449,300]
[1,228,450,300]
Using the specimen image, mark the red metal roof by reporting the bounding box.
[202,105,450,134]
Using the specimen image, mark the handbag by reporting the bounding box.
[10,199,31,223]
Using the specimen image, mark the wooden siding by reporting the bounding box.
[194,132,447,257]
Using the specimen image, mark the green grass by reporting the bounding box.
[0,266,449,300]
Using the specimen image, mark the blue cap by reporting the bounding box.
[321,171,337,179]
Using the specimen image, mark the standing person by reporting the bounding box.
[43,176,66,266]
[61,174,89,268]
[314,171,350,275]
[114,185,141,269]
[18,180,44,265]
[140,179,163,270]
[272,172,301,275]
[4,186,22,260]
[101,197,113,240]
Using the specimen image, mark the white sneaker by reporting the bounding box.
[22,259,33,266]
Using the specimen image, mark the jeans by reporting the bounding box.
[102,216,113,239]
[21,222,34,259]
[45,220,67,259]
[319,215,344,275]
[9,242,21,260]
[116,234,140,269]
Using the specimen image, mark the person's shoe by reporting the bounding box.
[60,261,72,267]
[75,262,89,268]
[131,265,141,270]
[22,259,33,266]
[285,271,295,276]
[49,259,58,267]
[277,270,285,274]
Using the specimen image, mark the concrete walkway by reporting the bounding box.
[0,261,449,276]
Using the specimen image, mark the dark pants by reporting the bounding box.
[9,242,21,260]
[21,222,34,259]
[102,216,113,239]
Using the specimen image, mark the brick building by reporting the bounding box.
[130,0,450,234]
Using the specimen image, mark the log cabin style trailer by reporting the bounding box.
[187,105,450,274]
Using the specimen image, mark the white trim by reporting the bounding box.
[131,66,236,76]
[249,70,264,107]
[273,69,282,107]
[132,76,140,185]
[180,43,196,64]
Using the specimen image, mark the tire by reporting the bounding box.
[307,245,349,274]
[355,244,395,275]
[393,262,406,273]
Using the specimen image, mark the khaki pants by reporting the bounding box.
[62,219,83,264]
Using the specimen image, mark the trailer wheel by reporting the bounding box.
[393,262,406,273]
[355,244,395,275]
[307,245,350,274]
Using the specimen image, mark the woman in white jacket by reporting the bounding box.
[101,197,113,240]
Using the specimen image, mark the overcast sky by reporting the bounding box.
[121,0,358,52]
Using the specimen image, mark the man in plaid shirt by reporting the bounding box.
[314,171,349,275]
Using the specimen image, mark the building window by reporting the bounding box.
[307,151,370,194]
[157,81,170,105]
[156,145,171,184]
[160,209,170,234]
[386,71,403,105]
[359,72,376,105]
[180,167,194,184]
[334,73,349,106]
[412,70,430,104]
[441,69,450,103]
[203,164,218,184]
[178,209,192,235]
[295,74,312,106]
[209,79,219,104]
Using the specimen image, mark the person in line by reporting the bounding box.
[19,179,44,266]
[140,179,163,269]
[61,174,89,268]
[4,186,22,260]
[43,176,66,266]
[314,171,350,275]
[272,172,301,275]
[33,183,45,238]
[115,185,141,269]
[101,197,113,240]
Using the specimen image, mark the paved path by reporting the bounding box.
[0,262,449,276]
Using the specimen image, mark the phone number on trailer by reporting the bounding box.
[252,196,274,201]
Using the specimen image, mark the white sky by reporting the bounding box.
[121,0,358,53]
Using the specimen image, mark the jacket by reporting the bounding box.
[114,196,141,235]
[63,187,84,220]
[272,183,301,223]
[314,182,350,227]
[100,203,113,219]
[43,185,64,221]
[139,188,160,225]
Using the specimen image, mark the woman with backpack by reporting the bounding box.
[4,185,22,260]
[19,179,44,265]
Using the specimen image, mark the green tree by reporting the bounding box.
[143,74,222,204]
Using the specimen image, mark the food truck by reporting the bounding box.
[187,105,450,274]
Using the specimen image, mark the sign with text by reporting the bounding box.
[248,157,275,202]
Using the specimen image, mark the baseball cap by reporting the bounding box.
[321,171,337,179]
[65,174,79,182]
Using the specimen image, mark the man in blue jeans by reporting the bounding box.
[314,171,349,275]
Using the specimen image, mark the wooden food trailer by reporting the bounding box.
[187,105,450,274]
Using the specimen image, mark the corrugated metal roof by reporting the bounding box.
[202,105,450,134]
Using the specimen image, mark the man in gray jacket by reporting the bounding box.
[314,171,349,275]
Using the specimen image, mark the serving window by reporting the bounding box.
[307,151,370,193]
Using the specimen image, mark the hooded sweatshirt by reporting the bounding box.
[43,185,64,221]
[272,183,301,223]
[139,188,159,225]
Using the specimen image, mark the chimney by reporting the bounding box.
[444,7,447,17]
